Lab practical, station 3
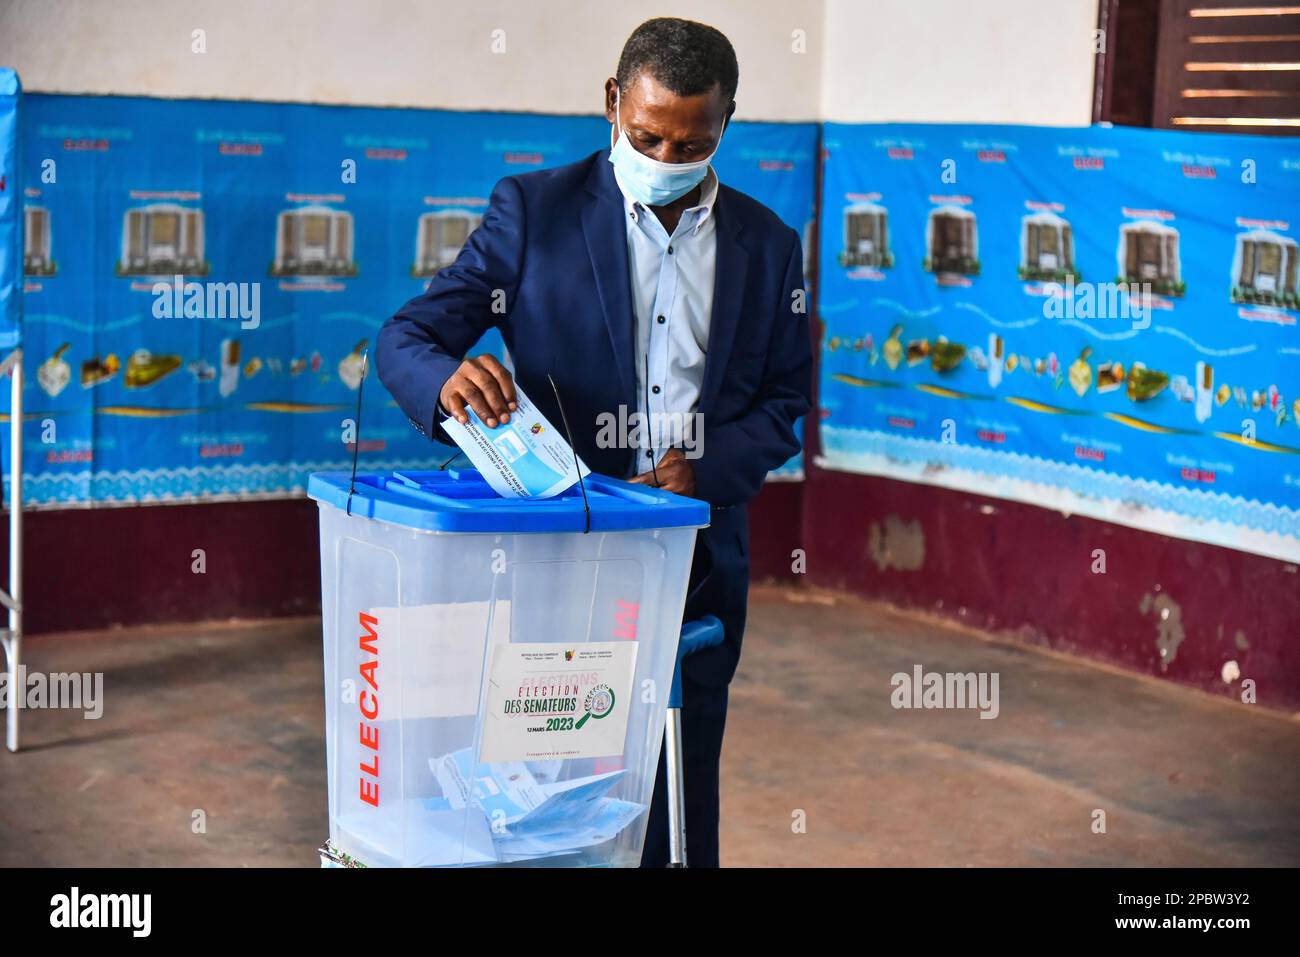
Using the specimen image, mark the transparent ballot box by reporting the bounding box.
[308,468,708,867]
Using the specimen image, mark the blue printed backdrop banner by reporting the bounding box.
[0,69,20,350]
[721,123,818,480]
[818,122,1300,561]
[7,93,814,506]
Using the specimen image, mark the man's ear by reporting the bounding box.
[718,101,736,139]
[603,78,619,123]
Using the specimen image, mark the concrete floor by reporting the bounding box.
[2,586,1297,867]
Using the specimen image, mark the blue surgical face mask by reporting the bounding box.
[608,87,724,207]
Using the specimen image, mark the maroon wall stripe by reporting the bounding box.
[791,467,1300,710]
[10,463,1296,711]
[4,499,323,634]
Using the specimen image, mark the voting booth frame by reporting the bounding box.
[0,68,25,753]
[0,348,23,754]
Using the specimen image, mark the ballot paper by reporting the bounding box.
[428,747,646,863]
[434,748,548,825]
[493,798,647,862]
[432,747,624,827]
[441,384,590,499]
[332,751,645,867]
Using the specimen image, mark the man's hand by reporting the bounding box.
[629,448,696,497]
[440,355,517,428]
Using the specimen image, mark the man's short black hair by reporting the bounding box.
[616,17,739,104]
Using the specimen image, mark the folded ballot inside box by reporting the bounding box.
[328,752,648,868]
[430,748,648,864]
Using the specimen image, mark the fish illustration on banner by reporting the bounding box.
[817,122,1300,560]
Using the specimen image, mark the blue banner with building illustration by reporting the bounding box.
[0,69,20,351]
[4,93,814,505]
[817,122,1300,561]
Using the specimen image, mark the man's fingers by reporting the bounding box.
[627,454,694,495]
[445,390,469,425]
[467,365,511,423]
[440,357,516,429]
[461,366,510,426]
[456,380,496,426]
[629,472,686,492]
[656,449,685,468]
[476,355,518,409]
[628,471,656,486]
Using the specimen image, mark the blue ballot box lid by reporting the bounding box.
[308,468,710,534]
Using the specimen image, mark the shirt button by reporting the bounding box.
[656,315,666,324]
[646,450,654,459]
[666,245,673,254]
[652,385,661,394]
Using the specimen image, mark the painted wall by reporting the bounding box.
[788,0,1294,710]
[0,0,1099,124]
[819,0,1100,125]
[0,0,822,120]
[751,467,1300,710]
[1,500,323,634]
[12,2,1289,710]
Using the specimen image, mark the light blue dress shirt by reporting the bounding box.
[612,165,719,473]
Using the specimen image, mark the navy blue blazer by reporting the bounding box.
[377,149,811,686]
[376,148,812,511]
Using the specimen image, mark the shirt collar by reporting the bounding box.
[618,166,719,235]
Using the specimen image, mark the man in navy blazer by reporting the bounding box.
[376,17,811,867]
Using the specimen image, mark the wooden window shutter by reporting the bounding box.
[1153,0,1300,134]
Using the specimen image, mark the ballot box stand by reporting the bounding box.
[308,468,708,868]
